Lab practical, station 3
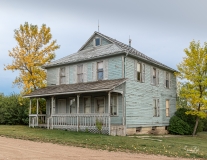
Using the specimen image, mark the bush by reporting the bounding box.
[0,94,29,125]
[168,116,191,135]
[168,108,206,135]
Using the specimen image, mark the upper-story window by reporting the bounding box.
[137,62,141,81]
[77,65,83,83]
[152,68,156,85]
[166,72,170,88]
[95,38,101,46]
[60,67,65,84]
[97,61,103,80]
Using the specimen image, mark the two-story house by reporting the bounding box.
[25,31,176,136]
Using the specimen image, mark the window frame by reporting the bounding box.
[110,94,118,116]
[60,67,66,84]
[165,72,170,89]
[94,96,105,114]
[77,64,84,83]
[68,97,76,114]
[153,99,160,117]
[137,62,141,82]
[83,96,91,113]
[95,37,101,46]
[97,61,104,80]
[166,99,170,117]
[152,68,156,85]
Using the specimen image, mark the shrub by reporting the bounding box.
[168,116,191,135]
[0,94,29,125]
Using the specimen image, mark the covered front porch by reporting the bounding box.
[25,79,126,135]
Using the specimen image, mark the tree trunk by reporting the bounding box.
[192,116,199,136]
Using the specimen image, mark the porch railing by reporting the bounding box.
[29,114,47,127]
[29,114,110,134]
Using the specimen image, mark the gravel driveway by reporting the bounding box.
[0,136,191,160]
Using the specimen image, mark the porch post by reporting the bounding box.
[51,96,54,129]
[36,98,39,126]
[77,94,80,132]
[108,92,111,135]
[29,98,32,127]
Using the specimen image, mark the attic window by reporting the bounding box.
[95,38,101,46]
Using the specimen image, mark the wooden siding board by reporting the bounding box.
[125,56,176,127]
[47,68,58,86]
[108,56,122,80]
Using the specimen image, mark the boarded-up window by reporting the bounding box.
[141,63,145,82]
[60,67,66,84]
[166,72,170,88]
[153,99,159,117]
[77,65,83,83]
[84,97,91,113]
[137,62,141,81]
[97,61,103,80]
[94,97,105,113]
[111,95,118,116]
[166,100,170,117]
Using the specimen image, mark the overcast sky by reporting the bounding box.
[1,0,207,95]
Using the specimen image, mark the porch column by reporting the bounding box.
[108,92,111,135]
[29,98,32,127]
[36,98,39,126]
[51,96,54,129]
[77,94,80,132]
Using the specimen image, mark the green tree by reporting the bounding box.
[4,22,60,94]
[176,40,207,136]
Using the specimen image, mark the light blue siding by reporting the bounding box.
[108,56,123,79]
[125,56,176,128]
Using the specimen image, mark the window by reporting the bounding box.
[97,61,103,80]
[111,95,118,116]
[77,65,83,83]
[137,62,141,81]
[94,97,105,113]
[60,67,66,84]
[166,100,170,117]
[69,97,76,113]
[95,38,101,46]
[152,68,156,85]
[84,97,91,113]
[153,99,159,117]
[166,72,170,88]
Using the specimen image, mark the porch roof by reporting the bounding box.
[24,78,127,98]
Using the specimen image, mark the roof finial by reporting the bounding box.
[129,35,132,47]
[98,20,99,32]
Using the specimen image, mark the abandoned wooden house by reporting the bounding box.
[25,31,176,136]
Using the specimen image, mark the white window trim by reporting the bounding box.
[83,96,91,113]
[68,97,76,114]
[94,96,105,114]
[110,94,119,116]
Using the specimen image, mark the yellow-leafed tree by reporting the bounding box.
[5,22,60,94]
[177,40,207,136]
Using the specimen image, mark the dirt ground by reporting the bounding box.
[0,136,191,160]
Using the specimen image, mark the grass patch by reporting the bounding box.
[0,125,207,159]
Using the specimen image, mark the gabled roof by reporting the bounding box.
[24,78,127,98]
[43,31,175,72]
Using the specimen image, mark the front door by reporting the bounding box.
[58,99,66,114]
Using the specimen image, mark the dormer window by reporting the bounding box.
[95,38,101,46]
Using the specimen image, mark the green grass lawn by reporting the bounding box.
[0,125,207,159]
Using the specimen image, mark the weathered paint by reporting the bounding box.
[125,56,176,128]
[82,35,112,50]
